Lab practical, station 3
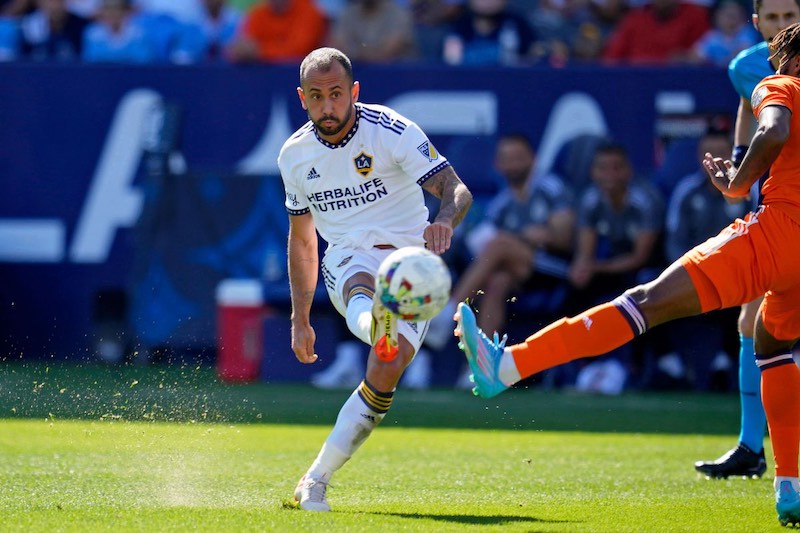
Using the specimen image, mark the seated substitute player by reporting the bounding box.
[454,23,800,527]
[425,132,575,350]
[279,47,472,512]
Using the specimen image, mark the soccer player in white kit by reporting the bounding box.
[279,47,473,511]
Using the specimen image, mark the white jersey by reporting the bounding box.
[278,103,450,250]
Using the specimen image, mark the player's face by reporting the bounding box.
[495,139,534,187]
[298,63,359,143]
[754,0,800,42]
[591,152,631,193]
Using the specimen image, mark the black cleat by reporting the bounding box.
[694,444,767,479]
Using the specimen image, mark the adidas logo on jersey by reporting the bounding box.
[307,167,321,180]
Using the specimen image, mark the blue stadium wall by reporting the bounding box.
[0,63,737,361]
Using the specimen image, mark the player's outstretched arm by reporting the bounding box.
[422,166,473,254]
[288,213,320,363]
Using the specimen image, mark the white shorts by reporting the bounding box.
[321,246,429,353]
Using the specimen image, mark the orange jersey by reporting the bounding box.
[752,75,800,224]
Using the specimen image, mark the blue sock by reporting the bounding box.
[738,334,766,453]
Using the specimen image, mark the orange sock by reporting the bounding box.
[509,295,644,380]
[761,361,800,478]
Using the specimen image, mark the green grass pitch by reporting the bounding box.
[0,362,782,531]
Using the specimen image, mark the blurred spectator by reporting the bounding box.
[442,0,538,65]
[602,0,710,64]
[328,0,416,63]
[0,16,19,59]
[313,0,345,20]
[132,0,211,64]
[529,0,591,65]
[226,0,325,63]
[689,0,758,66]
[133,0,205,24]
[570,0,629,61]
[407,0,463,61]
[1,0,35,15]
[228,0,258,8]
[425,133,576,352]
[82,0,156,62]
[199,0,241,59]
[19,0,90,61]
[171,0,241,63]
[655,126,749,390]
[67,0,100,17]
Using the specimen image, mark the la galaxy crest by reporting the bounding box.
[354,152,373,177]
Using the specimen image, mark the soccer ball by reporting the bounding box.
[375,247,452,321]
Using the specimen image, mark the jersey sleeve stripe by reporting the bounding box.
[417,161,451,185]
[287,207,310,215]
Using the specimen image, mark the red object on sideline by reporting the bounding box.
[216,279,266,382]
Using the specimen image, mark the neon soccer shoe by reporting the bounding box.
[777,480,800,527]
[454,302,509,399]
[371,299,399,362]
[294,474,332,512]
[694,444,767,479]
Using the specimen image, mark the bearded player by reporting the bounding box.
[279,47,472,511]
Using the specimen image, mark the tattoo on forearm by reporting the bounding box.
[424,166,473,228]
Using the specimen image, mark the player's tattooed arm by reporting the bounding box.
[422,165,473,229]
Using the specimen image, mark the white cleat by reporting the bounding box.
[294,474,332,512]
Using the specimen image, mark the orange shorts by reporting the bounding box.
[680,205,800,341]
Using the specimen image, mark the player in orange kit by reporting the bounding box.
[455,22,800,527]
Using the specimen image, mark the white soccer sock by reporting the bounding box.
[345,294,373,345]
[775,476,800,496]
[306,381,390,479]
[498,348,521,385]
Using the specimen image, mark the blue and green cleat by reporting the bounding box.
[454,302,509,399]
[777,481,800,527]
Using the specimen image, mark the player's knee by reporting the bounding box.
[368,344,414,379]
[622,284,649,308]
[738,300,760,336]
[738,314,755,336]
[622,283,665,326]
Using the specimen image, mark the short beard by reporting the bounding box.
[313,104,353,137]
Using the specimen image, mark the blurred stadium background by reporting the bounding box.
[0,62,737,384]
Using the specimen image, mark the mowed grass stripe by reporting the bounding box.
[0,419,779,532]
